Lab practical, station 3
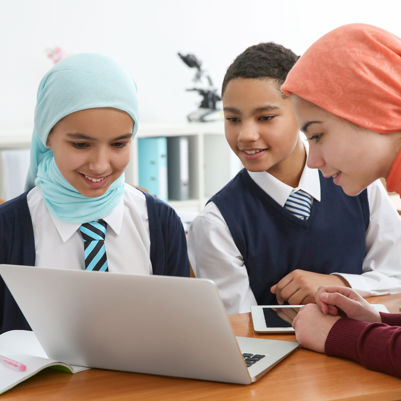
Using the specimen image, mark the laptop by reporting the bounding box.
[0,264,298,384]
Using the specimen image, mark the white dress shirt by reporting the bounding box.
[28,184,152,274]
[188,167,401,314]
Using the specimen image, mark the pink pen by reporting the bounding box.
[0,354,26,371]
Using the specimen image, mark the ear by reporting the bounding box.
[46,130,54,148]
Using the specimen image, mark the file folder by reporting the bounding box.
[137,137,167,201]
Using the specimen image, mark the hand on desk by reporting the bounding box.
[292,286,382,353]
[270,269,349,305]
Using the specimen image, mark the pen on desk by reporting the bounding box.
[0,354,26,371]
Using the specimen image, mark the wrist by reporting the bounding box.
[331,274,350,287]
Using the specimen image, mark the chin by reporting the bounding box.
[341,185,365,197]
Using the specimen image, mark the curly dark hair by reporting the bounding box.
[221,42,299,96]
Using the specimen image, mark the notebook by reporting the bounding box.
[0,264,298,385]
[0,330,87,395]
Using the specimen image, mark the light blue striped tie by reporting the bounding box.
[284,190,313,220]
[79,220,108,272]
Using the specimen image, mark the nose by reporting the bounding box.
[306,144,325,170]
[237,120,260,143]
[87,147,110,174]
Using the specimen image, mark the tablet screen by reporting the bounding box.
[262,307,292,328]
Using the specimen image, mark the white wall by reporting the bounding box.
[1,0,401,128]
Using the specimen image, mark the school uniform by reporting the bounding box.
[0,184,189,333]
[188,163,401,314]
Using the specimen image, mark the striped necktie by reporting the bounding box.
[284,190,313,220]
[79,220,108,272]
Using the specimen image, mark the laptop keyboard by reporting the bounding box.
[242,353,266,367]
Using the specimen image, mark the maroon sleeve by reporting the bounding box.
[380,312,401,326]
[325,317,401,378]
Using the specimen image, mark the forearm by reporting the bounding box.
[326,318,401,377]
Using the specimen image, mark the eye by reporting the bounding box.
[112,141,130,149]
[72,142,90,149]
[259,115,275,122]
[307,134,323,143]
[225,116,240,123]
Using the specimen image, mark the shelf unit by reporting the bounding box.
[128,121,241,213]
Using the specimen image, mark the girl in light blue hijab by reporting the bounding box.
[27,53,139,223]
[0,53,189,334]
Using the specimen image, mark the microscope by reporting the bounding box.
[178,52,222,122]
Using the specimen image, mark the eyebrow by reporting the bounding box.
[301,121,323,133]
[66,133,133,141]
[224,105,280,114]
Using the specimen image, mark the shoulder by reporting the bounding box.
[209,169,252,204]
[123,183,147,203]
[191,201,226,228]
[0,192,29,218]
[366,179,391,203]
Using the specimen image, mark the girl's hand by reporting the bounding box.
[315,286,382,322]
[292,304,340,353]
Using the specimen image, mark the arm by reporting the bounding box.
[326,318,401,378]
[145,192,190,278]
[163,205,190,278]
[187,202,257,314]
[293,294,401,378]
[335,180,401,296]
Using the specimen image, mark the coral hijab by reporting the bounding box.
[281,23,401,194]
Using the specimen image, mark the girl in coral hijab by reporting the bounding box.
[282,23,401,378]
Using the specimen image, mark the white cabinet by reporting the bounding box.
[127,122,241,214]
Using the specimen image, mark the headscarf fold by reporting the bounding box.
[281,23,401,194]
[281,23,401,134]
[26,53,139,223]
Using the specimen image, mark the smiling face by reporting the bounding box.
[47,108,133,198]
[223,78,305,186]
[290,95,397,196]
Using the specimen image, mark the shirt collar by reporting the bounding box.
[247,142,321,207]
[50,196,124,242]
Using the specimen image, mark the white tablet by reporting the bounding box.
[251,305,303,333]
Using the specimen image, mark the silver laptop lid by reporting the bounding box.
[0,264,252,384]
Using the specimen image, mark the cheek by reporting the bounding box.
[113,148,131,170]
[52,149,81,172]
[224,126,238,150]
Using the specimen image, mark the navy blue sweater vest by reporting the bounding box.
[210,169,369,305]
[0,191,189,334]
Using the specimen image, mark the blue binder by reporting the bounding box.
[137,137,168,201]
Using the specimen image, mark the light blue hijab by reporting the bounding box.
[25,53,139,223]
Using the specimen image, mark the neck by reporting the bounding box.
[268,139,306,188]
[386,147,401,195]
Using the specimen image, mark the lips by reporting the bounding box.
[84,175,107,183]
[323,171,342,185]
[243,149,265,155]
[80,173,112,188]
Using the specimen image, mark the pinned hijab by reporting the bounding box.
[281,23,401,194]
[26,53,139,223]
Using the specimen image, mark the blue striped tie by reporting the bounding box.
[79,220,108,272]
[284,190,313,220]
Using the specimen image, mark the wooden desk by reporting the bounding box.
[3,294,401,401]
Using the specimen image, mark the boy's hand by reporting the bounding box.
[270,269,349,305]
[292,303,340,352]
[315,286,382,322]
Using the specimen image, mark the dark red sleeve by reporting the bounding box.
[380,312,401,326]
[325,317,401,378]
